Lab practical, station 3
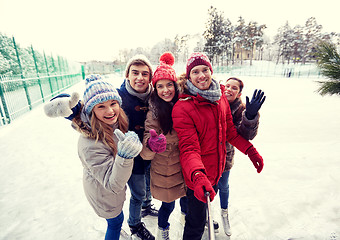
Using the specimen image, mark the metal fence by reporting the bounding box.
[0,36,84,126]
[0,72,83,126]
[212,61,322,78]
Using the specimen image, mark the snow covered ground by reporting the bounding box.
[0,74,339,240]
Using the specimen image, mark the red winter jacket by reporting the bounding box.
[172,84,253,190]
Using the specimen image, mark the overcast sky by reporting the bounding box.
[1,0,339,62]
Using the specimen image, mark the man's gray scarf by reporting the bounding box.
[186,78,222,102]
[125,79,152,102]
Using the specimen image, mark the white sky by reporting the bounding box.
[0,0,339,62]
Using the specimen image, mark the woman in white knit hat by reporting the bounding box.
[72,74,143,240]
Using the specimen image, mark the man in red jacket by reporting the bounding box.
[172,52,264,240]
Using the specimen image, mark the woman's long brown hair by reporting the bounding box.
[91,107,128,155]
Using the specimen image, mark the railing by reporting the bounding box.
[0,34,84,126]
[0,72,83,126]
[212,61,322,78]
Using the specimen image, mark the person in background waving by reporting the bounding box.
[50,74,142,240]
[172,52,264,240]
[140,52,187,240]
[217,77,266,236]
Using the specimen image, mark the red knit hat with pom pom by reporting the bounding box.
[152,52,177,86]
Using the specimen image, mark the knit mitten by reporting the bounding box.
[114,129,143,159]
[192,171,216,203]
[246,146,264,173]
[44,92,81,120]
[147,129,167,153]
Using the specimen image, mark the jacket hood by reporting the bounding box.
[177,73,188,94]
[72,105,96,139]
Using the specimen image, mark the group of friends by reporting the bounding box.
[44,51,266,240]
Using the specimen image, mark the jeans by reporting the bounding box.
[127,173,146,227]
[217,170,230,209]
[142,163,152,208]
[105,211,124,240]
[158,201,175,229]
[158,196,188,229]
[183,186,218,240]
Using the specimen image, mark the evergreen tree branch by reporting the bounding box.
[315,41,340,96]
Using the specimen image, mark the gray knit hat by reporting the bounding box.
[83,74,122,114]
[124,54,153,79]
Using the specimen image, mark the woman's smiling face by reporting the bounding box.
[155,79,175,102]
[93,100,120,125]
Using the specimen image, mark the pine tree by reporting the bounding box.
[203,6,228,65]
[301,17,323,64]
[315,41,340,96]
[234,16,247,65]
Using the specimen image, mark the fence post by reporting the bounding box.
[43,52,54,97]
[64,57,70,86]
[13,36,32,110]
[51,55,60,92]
[57,56,64,89]
[0,76,11,124]
[81,65,85,80]
[62,58,69,86]
[31,45,45,102]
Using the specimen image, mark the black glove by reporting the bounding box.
[245,89,266,120]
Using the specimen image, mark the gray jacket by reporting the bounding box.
[74,117,133,219]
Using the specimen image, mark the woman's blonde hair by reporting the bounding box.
[91,107,129,155]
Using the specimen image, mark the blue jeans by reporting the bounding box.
[142,163,152,208]
[105,211,124,240]
[158,201,175,229]
[217,170,230,209]
[158,196,187,229]
[127,173,146,227]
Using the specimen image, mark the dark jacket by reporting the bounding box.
[225,98,259,171]
[117,80,151,174]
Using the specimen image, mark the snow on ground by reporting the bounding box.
[0,74,340,240]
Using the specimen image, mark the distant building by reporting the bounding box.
[233,43,255,61]
[80,60,118,75]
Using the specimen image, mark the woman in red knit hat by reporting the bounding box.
[140,52,187,240]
